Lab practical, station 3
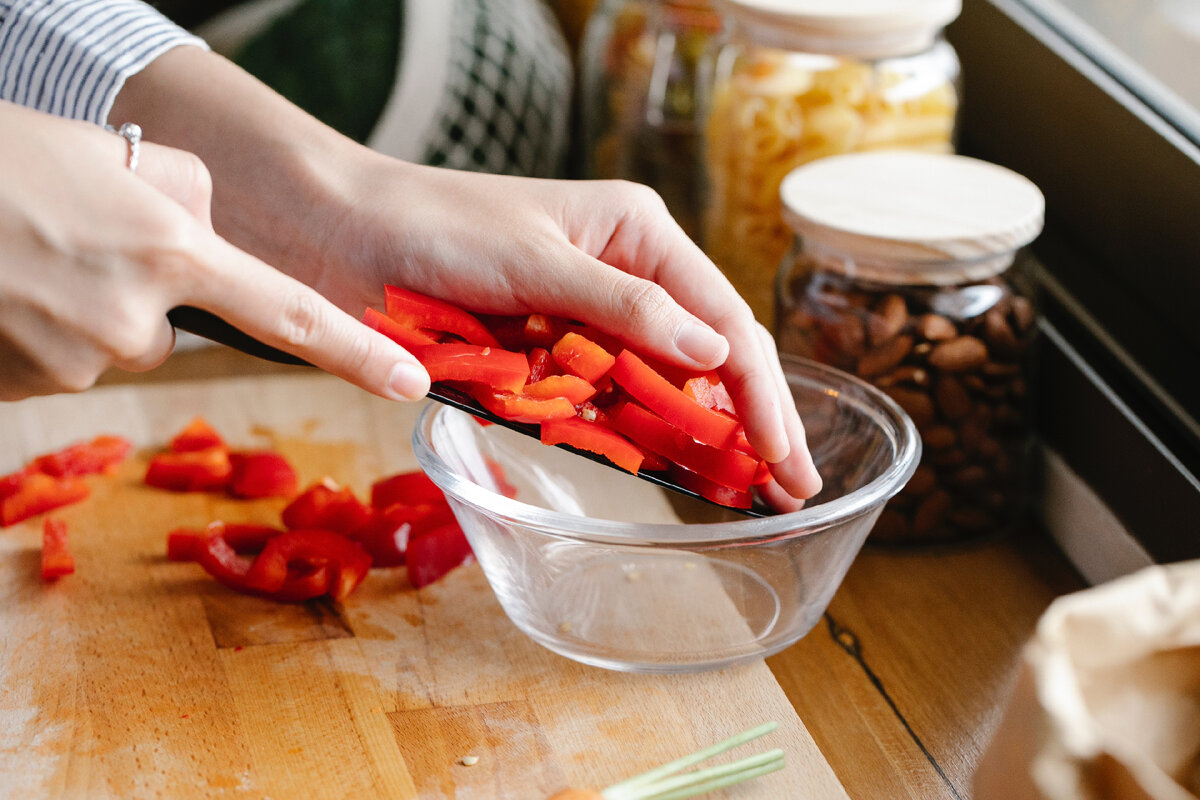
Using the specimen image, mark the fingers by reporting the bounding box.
[754,325,822,499]
[184,235,430,401]
[111,317,176,373]
[528,251,729,370]
[135,141,215,229]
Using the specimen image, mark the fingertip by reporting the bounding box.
[674,319,728,368]
[386,360,431,401]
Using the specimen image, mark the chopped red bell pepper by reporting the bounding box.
[1,470,28,502]
[363,306,438,350]
[31,435,132,478]
[474,387,577,424]
[612,403,759,491]
[407,521,473,589]
[485,457,519,498]
[246,529,372,602]
[523,313,567,348]
[414,342,530,393]
[281,480,373,534]
[526,347,557,383]
[41,517,74,580]
[170,417,226,453]
[369,470,445,509]
[190,529,334,602]
[228,451,298,499]
[540,416,644,474]
[1,473,90,527]
[609,350,739,449]
[551,332,616,384]
[385,285,500,347]
[352,502,456,567]
[168,521,283,562]
[682,376,736,416]
[522,375,596,404]
[145,447,233,492]
[669,465,754,509]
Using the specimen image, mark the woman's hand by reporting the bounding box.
[0,101,429,402]
[318,162,823,501]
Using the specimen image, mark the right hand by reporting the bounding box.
[0,101,430,402]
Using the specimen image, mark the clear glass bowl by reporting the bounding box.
[412,355,920,673]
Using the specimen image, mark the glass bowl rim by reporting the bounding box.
[412,355,921,547]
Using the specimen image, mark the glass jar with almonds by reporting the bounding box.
[775,152,1046,545]
[702,0,961,326]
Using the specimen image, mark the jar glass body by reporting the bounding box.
[776,242,1037,545]
[579,0,724,238]
[703,30,961,325]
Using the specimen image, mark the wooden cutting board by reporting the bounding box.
[0,372,849,800]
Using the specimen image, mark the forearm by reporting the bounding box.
[108,45,379,293]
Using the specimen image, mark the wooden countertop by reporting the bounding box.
[29,347,1085,798]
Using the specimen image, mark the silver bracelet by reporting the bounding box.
[107,122,142,173]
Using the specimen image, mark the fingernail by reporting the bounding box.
[675,320,728,366]
[387,361,430,401]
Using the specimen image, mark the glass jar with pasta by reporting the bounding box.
[703,0,962,325]
[579,0,725,239]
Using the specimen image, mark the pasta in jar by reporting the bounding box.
[702,1,961,325]
[580,0,724,239]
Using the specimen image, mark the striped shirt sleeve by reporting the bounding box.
[0,0,208,125]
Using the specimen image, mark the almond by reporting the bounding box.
[857,335,913,378]
[916,314,957,342]
[868,294,908,345]
[928,336,989,372]
[913,490,952,535]
[884,387,935,428]
[934,376,971,420]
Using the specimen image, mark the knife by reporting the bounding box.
[168,306,769,517]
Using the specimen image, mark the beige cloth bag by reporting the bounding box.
[975,560,1200,800]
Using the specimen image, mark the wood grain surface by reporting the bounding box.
[0,373,851,800]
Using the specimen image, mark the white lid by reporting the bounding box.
[780,151,1045,285]
[716,0,961,58]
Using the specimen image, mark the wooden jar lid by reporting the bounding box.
[780,151,1045,284]
[716,0,961,57]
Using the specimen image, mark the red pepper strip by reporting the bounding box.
[474,387,577,424]
[0,470,27,502]
[144,447,233,492]
[1,473,90,527]
[668,465,754,510]
[228,451,299,499]
[41,517,74,580]
[526,347,556,383]
[639,450,671,472]
[540,417,644,475]
[551,332,616,384]
[574,400,613,425]
[522,375,596,404]
[612,404,759,492]
[414,342,530,393]
[384,285,500,347]
[194,534,331,603]
[246,529,371,602]
[682,376,737,416]
[31,435,132,478]
[407,522,474,589]
[362,307,438,350]
[282,480,373,534]
[370,470,446,509]
[352,502,456,567]
[752,459,773,486]
[608,350,739,449]
[170,417,226,453]
[168,521,283,562]
[523,313,568,348]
